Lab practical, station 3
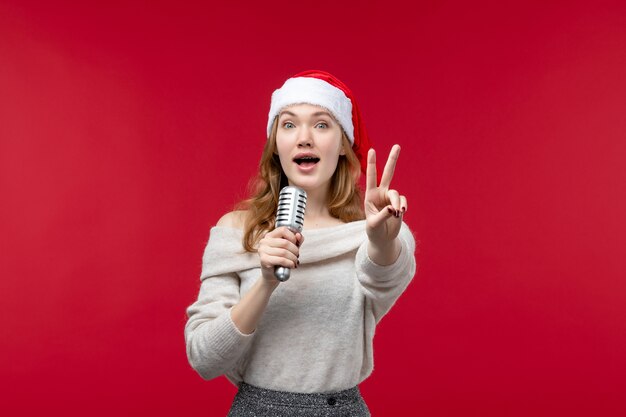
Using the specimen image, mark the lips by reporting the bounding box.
[293,153,320,167]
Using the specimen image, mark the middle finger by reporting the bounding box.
[379,144,400,189]
[267,237,299,256]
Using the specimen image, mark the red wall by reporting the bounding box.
[1,1,625,416]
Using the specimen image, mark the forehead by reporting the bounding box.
[279,103,335,118]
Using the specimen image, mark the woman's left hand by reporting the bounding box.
[364,144,407,246]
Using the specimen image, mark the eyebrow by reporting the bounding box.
[279,110,332,118]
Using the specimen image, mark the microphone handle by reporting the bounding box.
[274,265,291,282]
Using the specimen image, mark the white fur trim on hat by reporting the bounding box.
[267,77,354,143]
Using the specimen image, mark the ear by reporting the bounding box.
[339,143,347,156]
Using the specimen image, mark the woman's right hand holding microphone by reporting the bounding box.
[257,227,304,284]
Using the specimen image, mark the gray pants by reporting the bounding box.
[227,382,371,417]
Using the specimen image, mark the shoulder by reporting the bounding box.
[216,210,248,229]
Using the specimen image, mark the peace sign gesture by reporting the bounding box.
[364,144,407,246]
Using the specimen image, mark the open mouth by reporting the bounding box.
[293,156,320,167]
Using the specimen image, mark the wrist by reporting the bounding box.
[367,238,401,266]
[259,274,280,291]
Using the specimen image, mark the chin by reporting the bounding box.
[287,176,329,192]
[287,178,314,190]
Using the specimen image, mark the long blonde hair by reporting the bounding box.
[236,117,365,252]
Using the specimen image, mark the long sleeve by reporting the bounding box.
[184,227,259,381]
[184,274,254,380]
[355,221,417,322]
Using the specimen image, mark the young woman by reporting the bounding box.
[185,70,417,416]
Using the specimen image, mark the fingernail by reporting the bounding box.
[401,206,406,212]
[387,207,394,214]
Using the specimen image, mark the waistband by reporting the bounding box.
[236,382,363,408]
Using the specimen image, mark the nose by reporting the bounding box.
[296,126,313,148]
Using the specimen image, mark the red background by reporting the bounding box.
[1,1,625,416]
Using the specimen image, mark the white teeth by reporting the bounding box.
[294,156,320,165]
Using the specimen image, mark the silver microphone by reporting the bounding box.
[274,186,307,281]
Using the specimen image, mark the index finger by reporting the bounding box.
[380,145,401,189]
[366,148,377,191]
[269,226,298,245]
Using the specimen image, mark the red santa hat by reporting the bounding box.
[267,70,372,173]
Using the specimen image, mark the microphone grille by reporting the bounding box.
[275,186,307,232]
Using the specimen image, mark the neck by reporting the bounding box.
[289,183,335,226]
[302,185,330,220]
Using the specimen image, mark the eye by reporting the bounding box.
[315,122,328,129]
[282,122,295,129]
